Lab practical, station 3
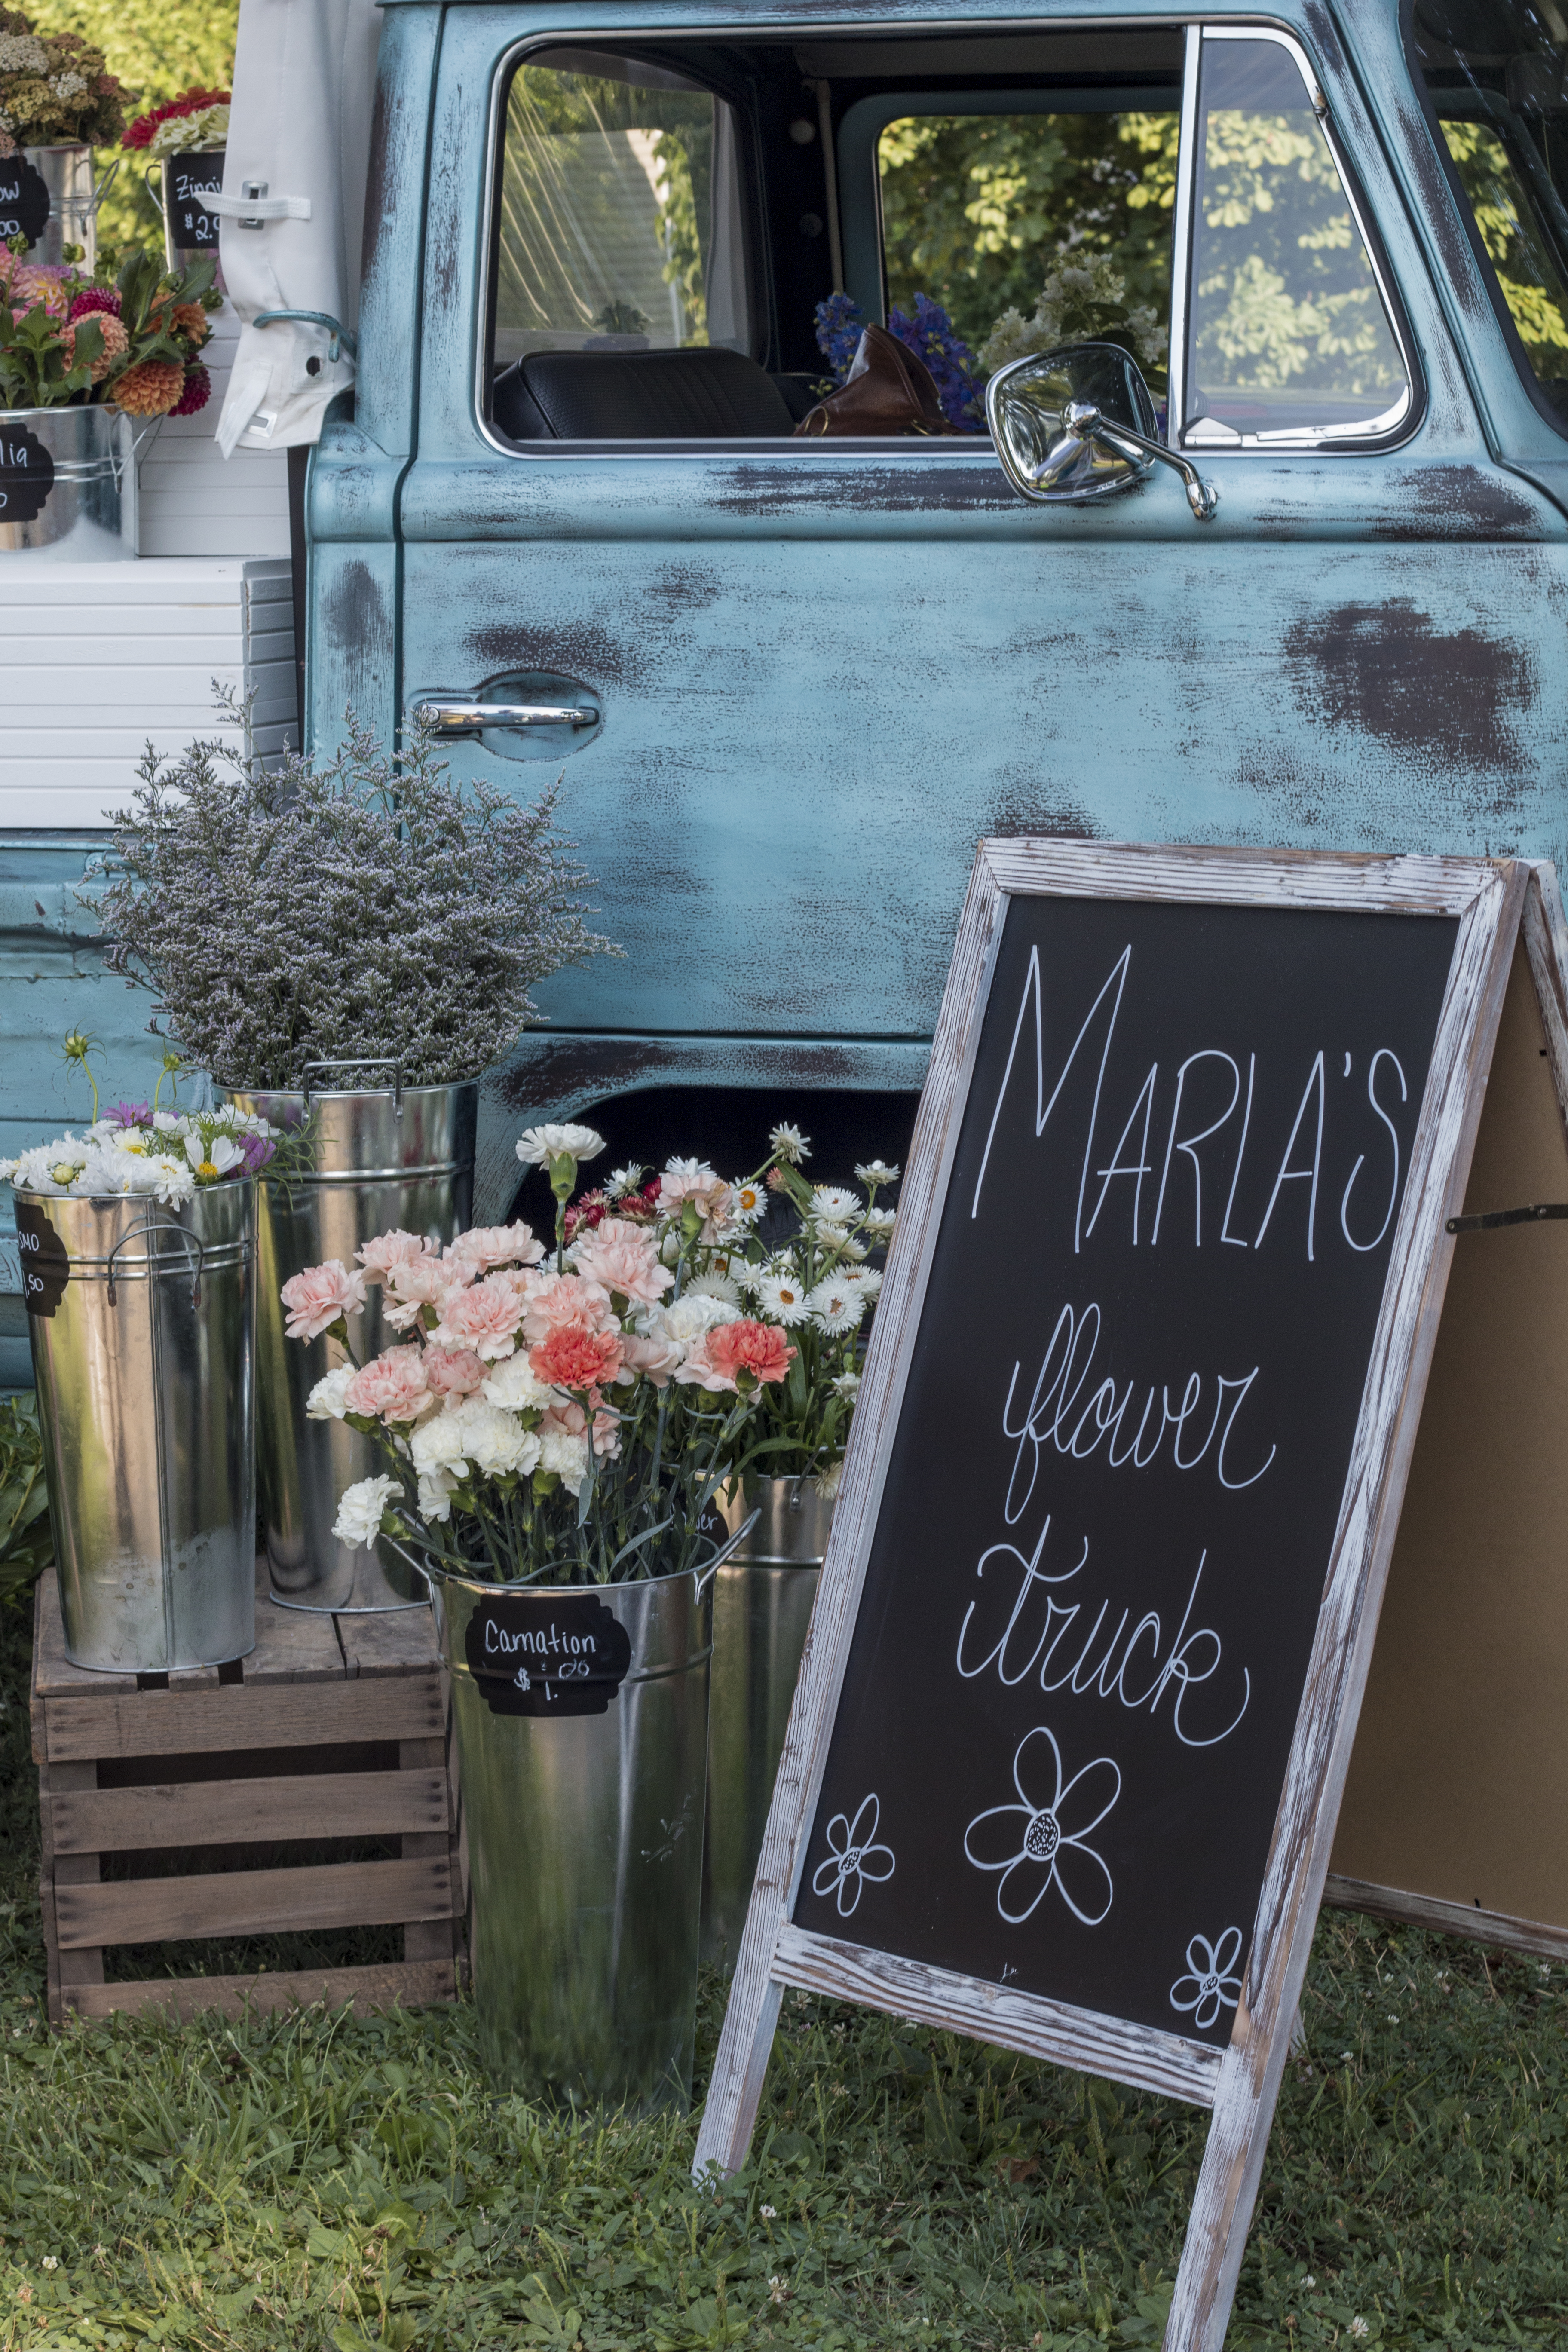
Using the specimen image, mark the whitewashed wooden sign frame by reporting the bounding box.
[695,841,1530,2352]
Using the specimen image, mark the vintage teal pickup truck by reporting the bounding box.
[6,0,1568,1372]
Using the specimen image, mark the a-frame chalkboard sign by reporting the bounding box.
[697,844,1568,2351]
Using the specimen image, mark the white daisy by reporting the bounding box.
[806,1278,867,1335]
[755,1270,810,1325]
[726,1178,767,1224]
[854,1159,900,1187]
[862,1207,897,1242]
[813,1222,867,1262]
[687,1271,741,1304]
[606,1164,645,1199]
[769,1122,811,1164]
[810,1185,862,1223]
[840,1265,882,1300]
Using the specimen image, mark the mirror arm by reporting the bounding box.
[1093,420,1220,522]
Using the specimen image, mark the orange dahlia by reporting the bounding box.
[109,358,185,416]
[86,313,129,383]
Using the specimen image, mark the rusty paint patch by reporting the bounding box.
[323,559,389,658]
[1283,596,1534,771]
[713,460,1016,519]
[361,82,393,280]
[1368,464,1542,539]
[1387,80,1488,317]
[497,1037,663,1111]
[469,617,635,691]
[983,799,1099,842]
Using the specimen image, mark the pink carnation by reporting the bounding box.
[658,1159,732,1239]
[281,1259,367,1341]
[357,1229,442,1283]
[619,1328,685,1388]
[530,1323,624,1399]
[344,1346,432,1423]
[676,1317,795,1393]
[423,1346,487,1397]
[520,1270,616,1344]
[572,1216,674,1307]
[539,1398,619,1457]
[446,1220,545,1272]
[431,1271,525,1360]
[382,1254,461,1332]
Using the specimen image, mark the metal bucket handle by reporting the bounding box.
[303,1057,404,1119]
[106,1214,205,1309]
[382,1509,761,1601]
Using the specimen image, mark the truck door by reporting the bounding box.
[318,3,1568,1218]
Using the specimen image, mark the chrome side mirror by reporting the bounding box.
[986,342,1220,524]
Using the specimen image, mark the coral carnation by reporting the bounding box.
[530,1324,624,1397]
[110,358,185,416]
[706,1318,796,1385]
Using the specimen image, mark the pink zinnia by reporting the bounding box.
[344,1346,432,1424]
[357,1228,442,1282]
[530,1324,624,1398]
[431,1271,525,1360]
[423,1346,487,1397]
[280,1259,367,1341]
[572,1217,674,1307]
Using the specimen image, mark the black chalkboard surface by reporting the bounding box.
[792,894,1456,2039]
[700,842,1534,2352]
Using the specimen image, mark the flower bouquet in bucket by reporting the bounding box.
[282,1124,821,2109]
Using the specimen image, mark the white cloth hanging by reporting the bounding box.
[215,0,382,456]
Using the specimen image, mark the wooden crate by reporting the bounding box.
[31,1562,463,2026]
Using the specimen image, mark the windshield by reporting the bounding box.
[1408,0,1568,426]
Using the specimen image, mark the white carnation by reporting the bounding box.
[306,1366,356,1421]
[417,1468,457,1523]
[481,1355,555,1414]
[655,1292,742,1346]
[514,1123,605,1167]
[410,1408,474,1479]
[334,1475,397,1549]
[538,1424,589,1493]
[452,1398,539,1479]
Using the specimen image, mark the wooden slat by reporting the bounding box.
[773,1924,1220,2107]
[976,839,1501,919]
[44,1672,442,1763]
[49,1769,449,1856]
[337,1605,439,1679]
[54,1855,455,1950]
[1324,1874,1568,1963]
[62,1959,457,2023]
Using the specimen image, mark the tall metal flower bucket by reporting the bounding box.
[227,1069,477,1613]
[702,1475,834,1966]
[17,1182,256,1674]
[0,407,137,559]
[18,145,102,268]
[433,1561,714,2113]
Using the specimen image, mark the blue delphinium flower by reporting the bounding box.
[813,292,865,384]
[888,292,983,432]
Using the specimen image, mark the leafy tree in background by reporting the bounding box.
[25,0,236,257]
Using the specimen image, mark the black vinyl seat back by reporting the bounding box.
[493,346,797,441]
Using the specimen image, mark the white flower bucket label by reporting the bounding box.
[699,841,1568,2352]
[462,1589,633,1717]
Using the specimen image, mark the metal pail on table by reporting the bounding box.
[227,1067,477,1614]
[17,1182,256,1674]
[0,406,136,559]
[18,144,102,269]
[702,1473,833,1966]
[433,1561,713,2113]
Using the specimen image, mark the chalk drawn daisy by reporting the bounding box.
[811,1794,895,1917]
[964,1726,1120,1926]
[1169,1927,1244,2030]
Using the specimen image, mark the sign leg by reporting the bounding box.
[695,1966,784,2180]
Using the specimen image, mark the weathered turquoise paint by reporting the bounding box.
[306,0,1568,1209]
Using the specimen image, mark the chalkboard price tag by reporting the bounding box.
[463,1589,632,1716]
[14,1198,69,1318]
[0,155,49,249]
[166,151,224,252]
[0,423,54,527]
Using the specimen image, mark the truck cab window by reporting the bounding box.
[1408,0,1568,429]
[877,109,1178,408]
[1182,35,1412,444]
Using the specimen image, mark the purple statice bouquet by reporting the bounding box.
[813,291,983,432]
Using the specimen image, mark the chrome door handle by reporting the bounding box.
[412,698,600,733]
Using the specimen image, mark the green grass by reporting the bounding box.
[0,1597,1562,2351]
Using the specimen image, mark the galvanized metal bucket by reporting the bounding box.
[18,1182,256,1674]
[227,1067,477,1614]
[0,406,137,559]
[702,1474,833,1966]
[19,144,104,269]
[433,1560,714,2113]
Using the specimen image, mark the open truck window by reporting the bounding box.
[1408,0,1568,432]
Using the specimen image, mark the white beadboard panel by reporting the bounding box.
[0,557,295,822]
[136,306,291,561]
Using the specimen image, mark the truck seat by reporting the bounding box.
[493,347,798,441]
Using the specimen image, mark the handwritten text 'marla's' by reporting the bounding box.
[972,943,1411,1261]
